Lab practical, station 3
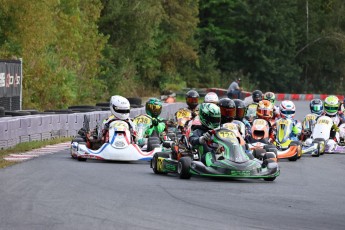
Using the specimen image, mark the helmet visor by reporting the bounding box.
[324,105,338,113]
[186,97,198,104]
[146,104,162,116]
[311,105,322,112]
[236,108,245,118]
[113,105,130,114]
[221,107,236,118]
[282,110,295,115]
[258,108,273,117]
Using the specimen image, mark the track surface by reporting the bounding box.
[1,101,345,230]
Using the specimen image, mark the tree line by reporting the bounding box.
[0,0,344,110]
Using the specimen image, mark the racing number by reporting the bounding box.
[254,119,266,126]
[133,116,151,124]
[218,131,236,139]
[317,119,329,125]
[223,123,237,131]
[277,119,290,125]
[306,114,317,121]
[176,109,191,119]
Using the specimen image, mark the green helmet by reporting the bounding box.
[264,92,276,105]
[199,103,221,129]
[324,95,339,116]
[146,98,162,117]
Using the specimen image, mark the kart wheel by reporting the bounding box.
[253,148,266,160]
[264,177,276,181]
[311,141,321,157]
[314,138,326,155]
[177,157,192,179]
[77,157,87,162]
[263,152,276,160]
[151,152,169,174]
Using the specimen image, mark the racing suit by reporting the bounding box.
[145,116,166,138]
[189,126,216,166]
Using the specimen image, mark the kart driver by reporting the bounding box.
[145,98,167,138]
[189,103,221,167]
[79,95,136,149]
[279,100,302,141]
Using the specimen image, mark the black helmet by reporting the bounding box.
[233,99,246,120]
[219,98,236,124]
[252,90,263,103]
[185,90,199,110]
[309,99,323,115]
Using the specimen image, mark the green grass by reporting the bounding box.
[0,137,72,169]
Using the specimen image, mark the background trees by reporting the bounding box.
[0,0,344,110]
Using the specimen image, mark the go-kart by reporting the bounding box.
[305,115,345,154]
[151,128,280,181]
[300,113,324,157]
[71,116,166,162]
[273,118,302,161]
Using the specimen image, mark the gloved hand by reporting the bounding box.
[152,118,159,126]
[292,126,300,135]
[332,124,340,132]
[191,111,197,119]
[199,132,211,144]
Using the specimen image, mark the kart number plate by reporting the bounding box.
[133,115,151,125]
[306,114,317,121]
[277,119,290,125]
[176,109,191,119]
[110,121,129,130]
[218,131,237,139]
[223,123,238,131]
[253,119,266,126]
[317,118,330,125]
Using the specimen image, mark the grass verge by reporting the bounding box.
[0,137,72,169]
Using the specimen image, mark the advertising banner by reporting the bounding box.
[0,60,22,97]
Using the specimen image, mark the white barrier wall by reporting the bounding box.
[0,103,185,149]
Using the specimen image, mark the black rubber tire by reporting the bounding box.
[177,157,192,179]
[0,107,5,117]
[253,148,266,160]
[95,102,109,107]
[311,140,321,157]
[44,109,75,114]
[288,142,299,161]
[314,138,325,155]
[68,105,97,109]
[151,152,169,174]
[127,97,142,106]
[264,152,276,160]
[5,111,31,116]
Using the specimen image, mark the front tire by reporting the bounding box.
[151,152,169,174]
[177,157,192,179]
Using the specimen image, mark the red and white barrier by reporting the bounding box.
[206,88,344,101]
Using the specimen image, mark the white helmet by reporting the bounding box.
[279,100,295,119]
[110,95,130,120]
[204,92,219,104]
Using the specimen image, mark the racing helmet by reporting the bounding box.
[110,95,130,120]
[233,99,246,120]
[185,90,199,110]
[145,98,162,118]
[324,95,339,116]
[219,98,236,123]
[309,99,323,115]
[199,103,221,129]
[204,92,219,104]
[252,90,263,103]
[264,92,276,105]
[279,100,296,119]
[256,100,274,120]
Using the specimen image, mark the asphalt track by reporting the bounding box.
[0,101,345,230]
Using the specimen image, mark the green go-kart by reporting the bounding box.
[151,128,280,181]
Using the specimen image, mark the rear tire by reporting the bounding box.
[311,141,321,157]
[177,157,192,179]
